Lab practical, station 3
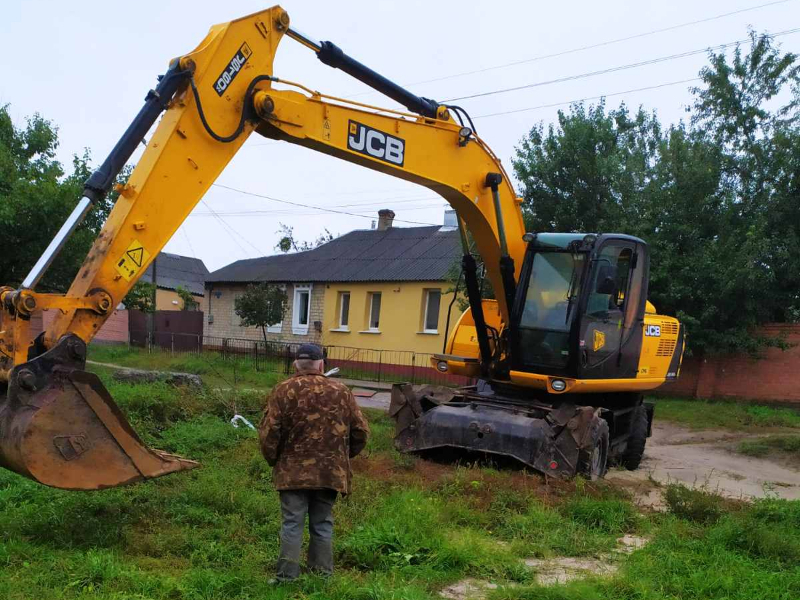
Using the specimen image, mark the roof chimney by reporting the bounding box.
[443,209,458,229]
[377,209,395,231]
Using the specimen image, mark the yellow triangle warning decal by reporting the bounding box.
[126,247,144,267]
[115,240,150,282]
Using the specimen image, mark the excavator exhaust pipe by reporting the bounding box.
[0,335,197,490]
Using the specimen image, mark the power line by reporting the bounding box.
[197,191,443,212]
[473,77,702,119]
[211,183,440,226]
[201,199,266,257]
[179,225,203,275]
[190,204,449,218]
[346,0,793,97]
[444,27,800,103]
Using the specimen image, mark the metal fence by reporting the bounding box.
[127,330,471,387]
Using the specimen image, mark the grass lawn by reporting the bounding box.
[89,344,284,391]
[738,435,800,460]
[0,368,799,599]
[652,397,800,431]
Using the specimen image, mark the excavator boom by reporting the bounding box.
[0,6,683,489]
[0,6,524,489]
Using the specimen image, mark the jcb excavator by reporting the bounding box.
[0,6,683,490]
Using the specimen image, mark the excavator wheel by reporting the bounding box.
[621,403,649,470]
[0,335,198,490]
[577,418,609,480]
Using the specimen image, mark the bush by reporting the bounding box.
[664,484,726,524]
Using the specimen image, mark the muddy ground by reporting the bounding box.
[360,390,800,502]
[607,420,800,502]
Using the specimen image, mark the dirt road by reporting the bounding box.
[607,421,800,501]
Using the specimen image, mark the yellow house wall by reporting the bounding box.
[155,289,207,312]
[321,281,460,354]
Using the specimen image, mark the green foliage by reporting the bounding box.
[490,494,800,600]
[176,285,199,311]
[1,373,800,599]
[512,33,800,354]
[275,222,334,253]
[664,484,726,524]
[444,249,496,314]
[738,434,800,458]
[560,496,639,534]
[88,344,283,392]
[234,283,287,343]
[122,280,156,313]
[653,396,800,430]
[0,105,122,291]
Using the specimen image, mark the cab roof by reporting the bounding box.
[530,232,646,249]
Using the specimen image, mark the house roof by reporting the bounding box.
[206,226,462,285]
[141,252,209,296]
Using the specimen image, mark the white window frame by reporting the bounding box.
[422,289,442,334]
[337,292,351,331]
[367,292,381,332]
[292,283,313,335]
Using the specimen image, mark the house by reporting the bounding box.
[140,252,209,312]
[204,210,464,355]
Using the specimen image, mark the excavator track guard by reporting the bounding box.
[0,335,197,490]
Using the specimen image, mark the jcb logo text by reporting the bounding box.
[645,325,661,337]
[347,121,405,166]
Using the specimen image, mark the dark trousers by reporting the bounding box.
[277,489,337,581]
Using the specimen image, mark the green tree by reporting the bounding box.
[123,281,156,313]
[234,283,288,345]
[444,233,495,313]
[511,32,800,354]
[276,223,334,253]
[0,106,118,291]
[513,102,659,235]
[175,285,199,311]
[690,30,800,326]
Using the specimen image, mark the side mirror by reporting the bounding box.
[595,263,617,295]
[596,276,616,295]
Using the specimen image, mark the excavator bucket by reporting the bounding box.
[0,335,197,490]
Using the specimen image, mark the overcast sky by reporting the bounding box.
[2,0,798,271]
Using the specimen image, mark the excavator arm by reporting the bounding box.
[0,5,526,489]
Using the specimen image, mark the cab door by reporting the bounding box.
[578,240,646,379]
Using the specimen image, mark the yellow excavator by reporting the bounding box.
[0,5,684,490]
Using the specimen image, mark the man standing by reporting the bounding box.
[259,344,370,582]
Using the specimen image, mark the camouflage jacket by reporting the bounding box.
[258,370,370,495]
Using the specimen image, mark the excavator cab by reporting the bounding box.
[509,233,650,382]
[394,232,682,478]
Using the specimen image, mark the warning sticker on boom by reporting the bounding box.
[115,240,151,282]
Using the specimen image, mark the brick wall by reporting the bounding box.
[657,324,800,404]
[204,283,325,345]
